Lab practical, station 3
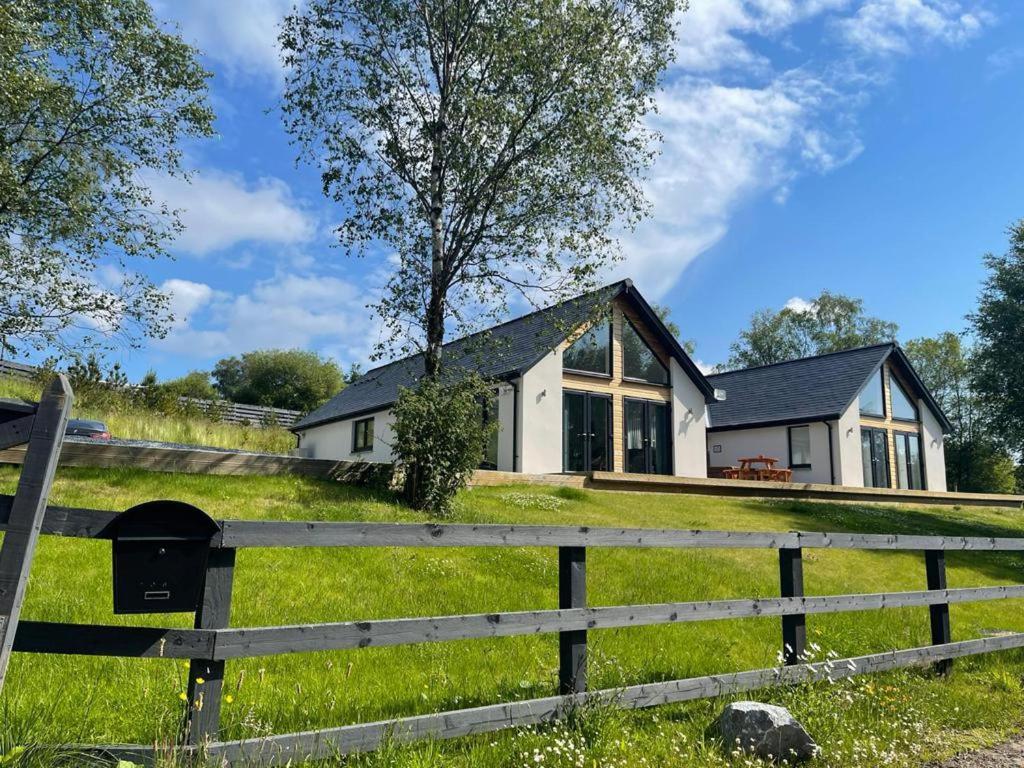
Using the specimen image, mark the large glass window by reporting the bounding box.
[788,425,811,468]
[352,417,374,453]
[894,432,924,490]
[890,376,918,421]
[861,427,890,488]
[859,369,885,417]
[622,318,669,385]
[563,321,611,375]
[481,392,499,470]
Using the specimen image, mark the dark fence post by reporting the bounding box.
[925,549,952,675]
[558,546,586,694]
[186,547,236,746]
[779,547,806,665]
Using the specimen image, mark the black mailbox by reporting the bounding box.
[111,500,220,614]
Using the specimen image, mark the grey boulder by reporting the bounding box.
[716,701,819,763]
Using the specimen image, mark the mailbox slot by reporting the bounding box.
[111,501,220,614]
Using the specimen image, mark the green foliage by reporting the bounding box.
[280,0,681,375]
[727,291,899,370]
[0,0,214,356]
[904,332,1016,493]
[212,349,344,413]
[159,370,217,401]
[391,375,494,515]
[970,219,1024,457]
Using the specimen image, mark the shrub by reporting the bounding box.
[212,349,343,412]
[391,374,495,516]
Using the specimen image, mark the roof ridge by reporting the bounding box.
[348,280,628,383]
[708,342,895,379]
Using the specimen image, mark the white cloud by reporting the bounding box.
[161,279,222,329]
[836,0,992,55]
[160,273,378,364]
[144,169,315,256]
[987,46,1024,78]
[619,72,863,296]
[154,0,293,83]
[784,296,815,313]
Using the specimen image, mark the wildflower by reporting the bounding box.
[195,677,205,685]
[225,695,234,704]
[179,692,188,702]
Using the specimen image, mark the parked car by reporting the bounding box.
[65,419,111,440]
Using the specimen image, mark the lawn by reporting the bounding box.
[3,466,1024,767]
[0,376,296,454]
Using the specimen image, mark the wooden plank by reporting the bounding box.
[0,375,71,692]
[13,621,214,659]
[212,585,1024,659]
[186,548,236,746]
[780,548,805,665]
[558,546,586,694]
[199,633,1024,765]
[0,496,119,538]
[217,520,1024,552]
[926,550,952,675]
[0,416,34,451]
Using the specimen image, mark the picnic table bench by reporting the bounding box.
[722,455,793,483]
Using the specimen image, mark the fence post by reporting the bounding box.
[558,546,587,694]
[925,549,952,675]
[186,547,236,746]
[779,547,806,665]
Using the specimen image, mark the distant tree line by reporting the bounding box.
[724,218,1024,494]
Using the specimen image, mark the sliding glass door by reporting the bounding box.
[562,391,611,472]
[624,398,672,475]
[860,427,890,488]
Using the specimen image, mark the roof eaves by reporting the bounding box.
[707,413,843,433]
[889,345,954,434]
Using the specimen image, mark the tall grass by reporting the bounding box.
[0,376,296,453]
[2,468,1024,766]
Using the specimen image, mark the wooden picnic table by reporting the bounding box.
[722,455,793,483]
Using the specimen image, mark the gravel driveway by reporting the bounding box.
[929,736,1024,767]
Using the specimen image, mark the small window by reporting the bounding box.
[352,417,374,453]
[859,369,885,417]
[563,320,611,375]
[890,376,918,421]
[481,392,499,470]
[788,425,811,469]
[622,318,669,385]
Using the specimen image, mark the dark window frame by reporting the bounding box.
[562,319,613,378]
[787,425,812,470]
[621,317,670,386]
[562,389,613,473]
[893,430,925,490]
[889,373,920,424]
[622,396,674,475]
[352,417,374,453]
[860,426,891,489]
[859,368,886,418]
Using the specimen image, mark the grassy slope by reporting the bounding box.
[0,377,295,454]
[2,468,1024,767]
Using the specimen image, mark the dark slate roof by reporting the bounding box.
[294,280,715,431]
[707,343,888,430]
[707,343,952,433]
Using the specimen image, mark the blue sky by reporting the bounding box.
[93,0,1024,379]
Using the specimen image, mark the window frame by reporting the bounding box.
[889,374,919,423]
[351,416,375,453]
[894,430,925,490]
[621,317,670,386]
[562,319,613,378]
[858,368,886,418]
[787,425,812,470]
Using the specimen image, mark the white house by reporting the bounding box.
[292,281,951,491]
[291,280,718,477]
[705,344,951,491]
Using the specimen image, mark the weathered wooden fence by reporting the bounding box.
[5,505,1024,765]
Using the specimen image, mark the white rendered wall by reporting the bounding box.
[670,358,709,478]
[920,400,948,491]
[519,350,563,474]
[296,408,396,463]
[707,421,836,485]
[835,399,864,487]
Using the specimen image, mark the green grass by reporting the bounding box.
[3,467,1024,767]
[0,376,296,454]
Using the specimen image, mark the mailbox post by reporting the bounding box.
[110,501,220,615]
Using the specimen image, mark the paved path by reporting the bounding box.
[929,735,1024,767]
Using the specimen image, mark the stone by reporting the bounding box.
[715,701,819,764]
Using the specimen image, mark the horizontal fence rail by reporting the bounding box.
[9,504,1024,765]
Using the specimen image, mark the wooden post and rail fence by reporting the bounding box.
[1,382,1024,766]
